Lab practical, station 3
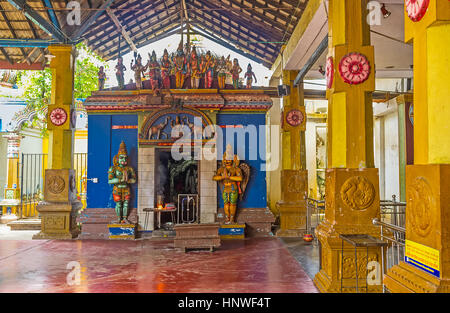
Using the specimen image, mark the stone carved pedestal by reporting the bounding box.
[33,169,81,240]
[384,164,450,293]
[276,170,308,237]
[313,168,384,293]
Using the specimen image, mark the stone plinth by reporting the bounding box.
[276,170,308,237]
[313,168,384,293]
[219,224,245,239]
[108,223,136,240]
[33,201,81,240]
[217,207,275,237]
[384,164,450,293]
[174,223,221,252]
[77,208,137,240]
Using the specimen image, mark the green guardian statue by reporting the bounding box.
[108,141,137,224]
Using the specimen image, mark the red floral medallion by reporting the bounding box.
[405,0,430,22]
[49,108,68,126]
[286,109,304,127]
[339,52,371,85]
[326,57,334,89]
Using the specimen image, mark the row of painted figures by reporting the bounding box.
[98,41,257,92]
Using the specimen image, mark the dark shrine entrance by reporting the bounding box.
[155,149,199,227]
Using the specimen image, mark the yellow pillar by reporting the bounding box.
[313,0,383,293]
[0,133,23,221]
[276,70,309,237]
[34,45,81,240]
[384,0,450,293]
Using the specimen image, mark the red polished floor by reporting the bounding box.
[0,237,318,293]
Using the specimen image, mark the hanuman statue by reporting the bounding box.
[108,141,137,224]
[213,144,249,224]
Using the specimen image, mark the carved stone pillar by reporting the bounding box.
[33,169,81,239]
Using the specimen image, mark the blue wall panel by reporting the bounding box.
[216,113,267,209]
[87,114,138,209]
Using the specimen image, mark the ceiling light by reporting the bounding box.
[381,4,391,18]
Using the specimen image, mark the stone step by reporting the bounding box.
[7,219,41,231]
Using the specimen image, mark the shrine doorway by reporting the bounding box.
[154,149,199,227]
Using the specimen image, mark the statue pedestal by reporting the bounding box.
[77,208,138,240]
[33,201,81,240]
[276,170,308,237]
[313,168,383,293]
[219,224,245,239]
[108,223,136,240]
[384,164,450,293]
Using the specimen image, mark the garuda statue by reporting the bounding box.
[213,144,250,224]
[108,141,137,224]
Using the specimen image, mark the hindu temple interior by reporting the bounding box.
[0,0,449,296]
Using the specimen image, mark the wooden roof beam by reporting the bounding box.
[270,0,322,76]
[101,24,181,60]
[189,2,277,46]
[190,14,274,64]
[90,6,180,52]
[83,0,168,38]
[72,0,116,40]
[218,0,289,34]
[193,0,283,42]
[0,47,13,64]
[188,5,277,53]
[0,3,29,63]
[6,0,69,43]
[106,7,137,52]
[192,24,273,67]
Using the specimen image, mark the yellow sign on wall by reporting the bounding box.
[405,240,440,278]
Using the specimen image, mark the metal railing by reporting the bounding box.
[18,153,88,219]
[306,198,325,236]
[372,217,406,292]
[19,153,47,219]
[380,195,406,228]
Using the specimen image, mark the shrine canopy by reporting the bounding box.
[0,0,309,70]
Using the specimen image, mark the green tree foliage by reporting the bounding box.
[16,43,107,135]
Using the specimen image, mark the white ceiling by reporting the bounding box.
[284,0,413,79]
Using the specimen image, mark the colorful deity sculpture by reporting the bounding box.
[244,63,257,89]
[130,54,147,90]
[174,41,187,89]
[188,46,201,89]
[115,56,126,90]
[231,58,242,89]
[213,144,249,224]
[202,51,215,89]
[108,141,137,224]
[217,56,227,89]
[98,66,106,90]
[160,49,172,89]
[225,55,233,86]
[147,51,161,94]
